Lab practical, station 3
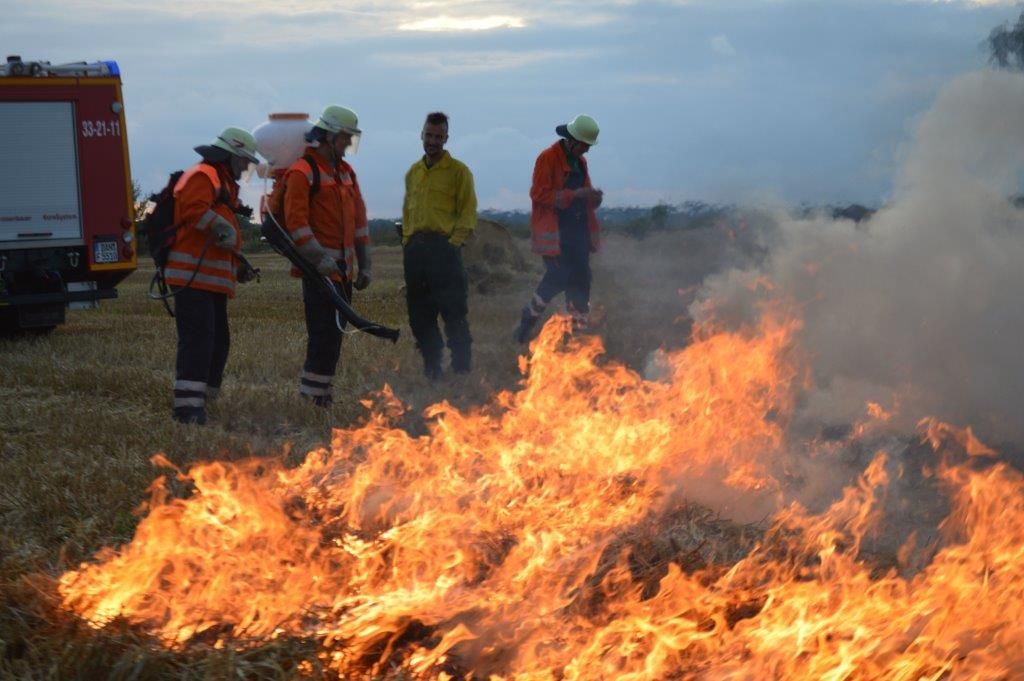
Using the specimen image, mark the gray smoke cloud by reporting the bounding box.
[693,70,1024,444]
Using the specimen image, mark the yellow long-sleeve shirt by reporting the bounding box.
[402,151,477,246]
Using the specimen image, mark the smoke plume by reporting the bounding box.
[693,70,1024,443]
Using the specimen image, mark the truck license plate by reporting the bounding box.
[94,240,118,263]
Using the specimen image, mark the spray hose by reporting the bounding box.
[148,233,261,317]
[260,212,400,343]
[148,234,215,316]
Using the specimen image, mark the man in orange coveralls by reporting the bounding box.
[513,114,603,343]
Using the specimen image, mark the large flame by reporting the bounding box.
[58,311,1024,678]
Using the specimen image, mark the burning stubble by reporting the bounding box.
[56,312,1024,678]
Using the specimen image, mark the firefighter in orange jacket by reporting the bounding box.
[167,127,260,424]
[283,105,371,406]
[513,114,603,343]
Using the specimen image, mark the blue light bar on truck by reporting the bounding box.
[1,57,120,78]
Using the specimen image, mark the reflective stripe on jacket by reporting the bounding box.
[283,147,368,281]
[165,163,240,297]
[529,141,600,256]
[401,151,478,247]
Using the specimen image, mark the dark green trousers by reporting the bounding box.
[403,232,472,375]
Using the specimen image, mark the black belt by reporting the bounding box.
[407,231,450,244]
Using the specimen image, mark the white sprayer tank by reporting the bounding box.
[253,112,311,174]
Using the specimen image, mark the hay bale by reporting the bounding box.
[461,218,530,293]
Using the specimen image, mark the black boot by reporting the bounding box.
[172,406,207,425]
[513,308,539,344]
[423,354,443,381]
[567,306,590,335]
[300,393,334,408]
[450,345,471,375]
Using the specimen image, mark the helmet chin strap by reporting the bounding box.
[229,156,246,180]
[327,133,343,165]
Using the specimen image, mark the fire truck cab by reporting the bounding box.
[0,56,136,332]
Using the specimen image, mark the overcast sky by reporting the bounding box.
[3,0,1020,216]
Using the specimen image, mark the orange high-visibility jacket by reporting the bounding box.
[283,148,368,281]
[165,163,241,297]
[529,141,600,256]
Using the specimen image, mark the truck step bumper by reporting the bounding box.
[0,287,118,306]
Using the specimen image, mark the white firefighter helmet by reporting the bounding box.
[314,105,361,136]
[211,126,261,163]
[313,105,362,155]
[559,114,600,146]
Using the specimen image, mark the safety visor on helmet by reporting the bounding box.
[326,126,361,156]
[343,131,361,156]
[239,162,259,185]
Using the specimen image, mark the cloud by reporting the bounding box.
[373,49,592,75]
[23,0,389,21]
[4,0,1017,217]
[932,0,1016,5]
[620,73,683,86]
[398,15,526,31]
[710,34,736,57]
[480,187,531,211]
[874,71,948,102]
[12,0,622,39]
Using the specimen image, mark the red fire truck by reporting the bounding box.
[0,56,136,332]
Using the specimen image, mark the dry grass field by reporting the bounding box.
[0,230,734,679]
[7,225,1005,679]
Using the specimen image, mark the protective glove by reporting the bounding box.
[316,255,341,277]
[237,264,258,284]
[211,217,237,248]
[354,242,371,288]
[296,238,336,276]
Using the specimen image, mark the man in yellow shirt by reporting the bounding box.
[402,112,478,379]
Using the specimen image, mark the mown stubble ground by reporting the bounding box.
[0,231,732,679]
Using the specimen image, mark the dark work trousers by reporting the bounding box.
[299,276,351,405]
[530,184,592,318]
[173,287,229,424]
[535,231,592,316]
[403,232,472,376]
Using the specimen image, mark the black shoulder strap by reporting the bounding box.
[302,154,321,198]
[149,170,183,202]
[199,161,231,206]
